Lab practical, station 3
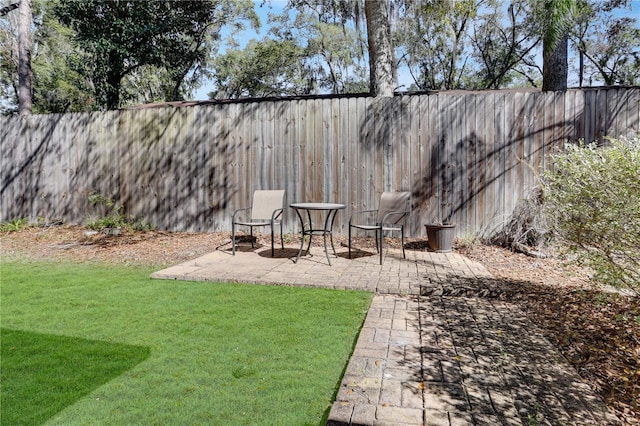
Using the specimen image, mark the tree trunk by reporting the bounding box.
[106,51,122,110]
[542,33,568,91]
[17,0,32,115]
[365,0,394,97]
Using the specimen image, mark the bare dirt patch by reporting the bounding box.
[1,225,638,424]
[0,225,225,267]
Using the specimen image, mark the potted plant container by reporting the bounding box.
[424,223,456,252]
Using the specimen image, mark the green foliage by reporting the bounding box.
[54,0,258,109]
[301,15,368,94]
[0,0,95,114]
[542,136,640,294]
[86,192,153,232]
[572,1,640,86]
[396,0,475,90]
[2,0,637,113]
[0,218,31,233]
[31,2,96,113]
[1,261,371,424]
[211,2,368,98]
[211,38,309,98]
[469,0,541,89]
[393,0,570,91]
[86,191,125,230]
[537,0,576,56]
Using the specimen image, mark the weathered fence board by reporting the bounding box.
[2,87,639,238]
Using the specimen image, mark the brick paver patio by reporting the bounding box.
[151,243,620,426]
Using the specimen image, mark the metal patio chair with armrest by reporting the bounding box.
[231,190,285,257]
[348,191,411,265]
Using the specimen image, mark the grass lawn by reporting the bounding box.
[0,261,372,425]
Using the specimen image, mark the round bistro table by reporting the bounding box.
[289,202,346,266]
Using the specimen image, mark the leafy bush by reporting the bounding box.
[542,136,640,295]
[0,218,31,233]
[86,192,127,230]
[86,192,153,232]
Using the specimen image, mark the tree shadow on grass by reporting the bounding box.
[1,328,150,426]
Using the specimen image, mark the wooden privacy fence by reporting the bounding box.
[2,87,639,238]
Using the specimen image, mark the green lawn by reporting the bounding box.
[0,261,372,425]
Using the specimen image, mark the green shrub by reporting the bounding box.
[0,218,31,233]
[86,192,153,232]
[542,136,640,295]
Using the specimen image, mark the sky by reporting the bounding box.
[194,0,283,99]
[194,0,640,100]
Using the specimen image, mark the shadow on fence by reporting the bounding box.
[1,87,638,236]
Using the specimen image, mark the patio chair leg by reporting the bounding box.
[374,229,379,253]
[232,223,236,255]
[379,229,383,265]
[250,227,254,248]
[279,222,284,249]
[401,228,406,259]
[348,226,352,259]
[270,222,275,257]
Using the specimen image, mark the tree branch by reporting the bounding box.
[0,2,18,16]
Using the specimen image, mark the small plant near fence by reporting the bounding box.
[87,192,153,232]
[542,136,640,296]
[0,218,32,233]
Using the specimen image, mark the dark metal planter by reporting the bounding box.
[425,224,456,253]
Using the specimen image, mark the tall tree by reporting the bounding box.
[470,0,541,89]
[210,38,311,98]
[572,0,640,86]
[17,0,31,114]
[211,0,369,98]
[270,2,368,94]
[396,0,480,90]
[540,0,575,91]
[365,0,394,96]
[31,2,95,113]
[0,0,33,115]
[55,0,257,110]
[0,0,19,114]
